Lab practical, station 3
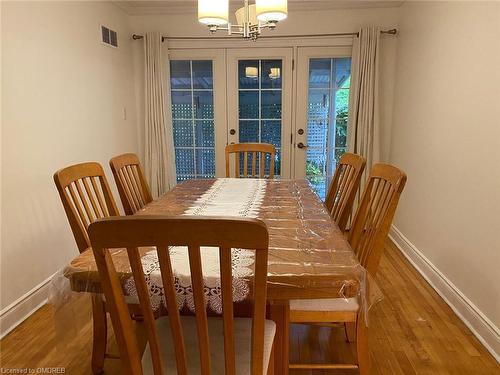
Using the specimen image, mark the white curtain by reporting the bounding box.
[347,26,381,175]
[143,32,176,198]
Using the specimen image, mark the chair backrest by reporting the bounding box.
[225,143,276,178]
[109,153,153,215]
[53,162,120,253]
[348,164,407,276]
[324,153,366,232]
[89,216,270,375]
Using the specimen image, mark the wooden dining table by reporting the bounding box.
[63,178,371,374]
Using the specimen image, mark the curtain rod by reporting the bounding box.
[132,28,397,42]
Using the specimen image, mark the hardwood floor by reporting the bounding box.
[1,240,498,374]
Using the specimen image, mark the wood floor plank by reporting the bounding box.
[0,240,498,374]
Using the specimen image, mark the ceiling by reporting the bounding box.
[115,0,404,15]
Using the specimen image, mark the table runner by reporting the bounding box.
[124,178,267,312]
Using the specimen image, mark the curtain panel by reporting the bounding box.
[143,32,176,198]
[347,26,381,176]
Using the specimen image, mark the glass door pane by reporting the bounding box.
[170,60,216,182]
[238,59,282,176]
[227,48,293,179]
[294,47,352,200]
[306,57,351,199]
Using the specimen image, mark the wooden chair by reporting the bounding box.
[88,216,276,375]
[289,164,407,374]
[324,153,366,232]
[110,153,153,215]
[225,143,276,178]
[53,162,120,374]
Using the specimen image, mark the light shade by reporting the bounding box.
[245,66,259,78]
[256,0,288,22]
[198,0,229,26]
[235,4,257,26]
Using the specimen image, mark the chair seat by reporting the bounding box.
[290,297,359,312]
[142,316,276,374]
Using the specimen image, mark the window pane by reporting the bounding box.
[309,59,331,89]
[335,118,348,148]
[237,59,284,177]
[193,60,213,89]
[307,118,328,149]
[239,120,259,143]
[306,57,352,200]
[261,120,281,147]
[261,91,281,119]
[175,149,194,177]
[170,60,191,89]
[336,88,350,115]
[171,91,192,119]
[196,149,215,176]
[173,120,193,147]
[335,58,351,87]
[195,120,214,147]
[239,91,259,119]
[238,60,259,89]
[193,91,213,119]
[308,90,330,119]
[261,60,282,89]
[170,59,216,182]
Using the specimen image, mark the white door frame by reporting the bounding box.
[293,46,352,179]
[226,48,294,178]
[167,48,227,177]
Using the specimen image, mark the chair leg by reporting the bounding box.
[267,341,275,375]
[91,295,107,375]
[356,311,370,375]
[268,303,289,375]
[344,321,357,342]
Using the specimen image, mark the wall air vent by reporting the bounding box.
[101,25,118,48]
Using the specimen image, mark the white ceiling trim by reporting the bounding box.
[114,0,405,16]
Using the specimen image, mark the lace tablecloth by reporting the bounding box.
[62,178,379,313]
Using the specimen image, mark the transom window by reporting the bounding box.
[170,60,215,182]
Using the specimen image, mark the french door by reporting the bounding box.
[293,47,353,199]
[168,46,352,195]
[227,48,293,178]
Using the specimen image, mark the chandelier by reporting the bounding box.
[198,0,288,40]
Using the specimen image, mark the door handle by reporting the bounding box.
[297,142,308,149]
[230,129,236,135]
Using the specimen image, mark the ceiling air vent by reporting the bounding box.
[101,25,118,48]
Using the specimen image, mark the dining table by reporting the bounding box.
[61,178,375,375]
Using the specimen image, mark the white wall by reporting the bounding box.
[390,0,500,355]
[0,1,138,333]
[128,6,401,162]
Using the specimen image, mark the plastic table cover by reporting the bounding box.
[51,179,382,323]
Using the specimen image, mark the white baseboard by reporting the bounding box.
[0,274,53,339]
[389,225,500,363]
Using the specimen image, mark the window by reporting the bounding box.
[306,58,351,200]
[238,60,282,176]
[170,60,215,182]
